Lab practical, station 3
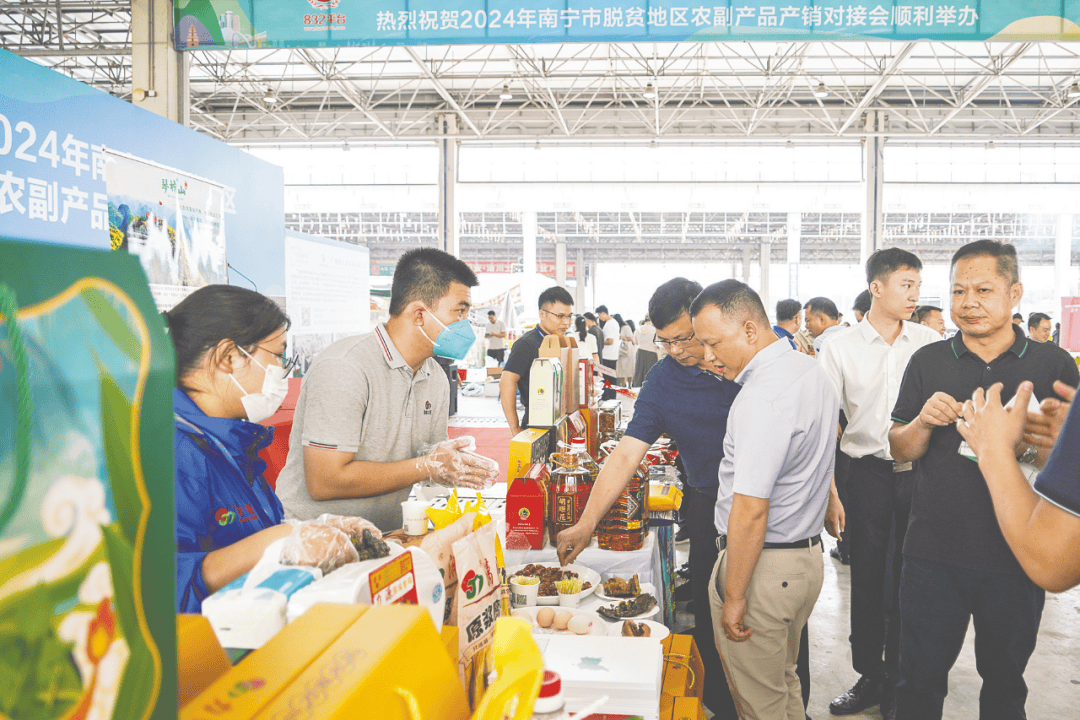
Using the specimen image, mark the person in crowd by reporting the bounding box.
[820,249,941,719]
[888,240,1079,720]
[484,309,507,364]
[773,298,802,350]
[583,311,605,355]
[805,296,844,354]
[853,290,872,323]
[691,280,841,720]
[958,379,1080,592]
[560,278,820,719]
[633,315,661,386]
[276,249,498,532]
[501,286,575,436]
[914,305,947,337]
[168,285,373,612]
[1012,312,1024,327]
[597,305,620,399]
[615,313,637,386]
[574,315,601,367]
[1027,312,1052,342]
[1052,322,1061,345]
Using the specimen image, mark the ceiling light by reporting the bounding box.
[643,83,658,100]
[649,139,659,149]
[986,140,996,150]
[343,142,350,152]
[814,82,829,99]
[786,140,795,149]
[1068,83,1080,99]
[264,89,278,104]
[534,140,542,151]
[499,85,513,100]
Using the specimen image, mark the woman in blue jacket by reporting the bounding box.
[166,285,300,613]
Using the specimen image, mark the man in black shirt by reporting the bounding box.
[889,240,1079,720]
[499,286,574,436]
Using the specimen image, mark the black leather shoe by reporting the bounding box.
[829,676,883,715]
[829,545,850,565]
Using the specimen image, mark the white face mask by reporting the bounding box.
[228,346,289,423]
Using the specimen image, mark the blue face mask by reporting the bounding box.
[419,308,476,361]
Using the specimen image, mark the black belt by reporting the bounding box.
[716,534,821,551]
[859,455,913,473]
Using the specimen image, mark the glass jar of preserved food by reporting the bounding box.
[596,459,648,551]
[548,451,591,547]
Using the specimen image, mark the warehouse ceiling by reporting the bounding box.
[5,1,1080,147]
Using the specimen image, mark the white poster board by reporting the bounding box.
[104,149,228,311]
[285,231,369,374]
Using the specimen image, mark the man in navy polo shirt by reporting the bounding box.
[957,378,1080,593]
[557,277,814,719]
[889,240,1079,720]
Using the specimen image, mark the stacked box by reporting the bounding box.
[528,356,563,427]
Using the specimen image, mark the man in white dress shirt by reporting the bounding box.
[692,280,841,720]
[820,249,941,719]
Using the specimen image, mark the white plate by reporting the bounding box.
[510,607,607,637]
[607,619,669,640]
[596,596,661,621]
[506,563,601,606]
[594,580,656,603]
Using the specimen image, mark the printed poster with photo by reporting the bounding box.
[104,150,229,311]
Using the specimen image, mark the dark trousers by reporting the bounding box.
[486,348,504,364]
[686,486,810,717]
[847,456,913,684]
[833,449,853,559]
[600,358,617,400]
[896,555,1045,720]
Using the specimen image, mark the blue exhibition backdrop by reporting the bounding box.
[0,50,286,296]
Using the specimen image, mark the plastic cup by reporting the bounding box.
[401,500,431,536]
[510,577,540,607]
[557,590,581,608]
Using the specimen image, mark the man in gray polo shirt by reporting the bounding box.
[692,279,841,720]
[277,248,499,531]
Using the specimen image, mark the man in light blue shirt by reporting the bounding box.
[692,279,842,720]
[806,296,846,354]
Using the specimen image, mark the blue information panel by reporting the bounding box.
[175,1,1080,49]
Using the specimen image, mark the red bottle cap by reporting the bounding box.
[538,670,562,698]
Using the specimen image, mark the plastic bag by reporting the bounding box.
[279,522,359,575]
[313,512,383,539]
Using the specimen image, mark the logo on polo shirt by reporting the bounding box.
[424,401,432,415]
[215,507,237,525]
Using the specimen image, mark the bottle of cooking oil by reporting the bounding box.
[596,459,648,551]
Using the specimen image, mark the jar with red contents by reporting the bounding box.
[548,451,590,547]
[596,459,648,551]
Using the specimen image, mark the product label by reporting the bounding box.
[368,552,418,605]
[554,493,576,524]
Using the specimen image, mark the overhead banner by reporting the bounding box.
[175,1,1080,48]
[105,150,229,311]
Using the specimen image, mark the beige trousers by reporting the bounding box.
[708,544,824,720]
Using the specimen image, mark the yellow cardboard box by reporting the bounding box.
[177,614,232,708]
[180,604,368,720]
[508,427,552,482]
[661,633,705,702]
[252,605,471,720]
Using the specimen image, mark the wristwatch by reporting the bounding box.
[1019,444,1038,465]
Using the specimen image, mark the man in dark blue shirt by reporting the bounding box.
[774,298,803,350]
[557,278,812,719]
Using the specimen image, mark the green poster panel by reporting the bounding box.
[0,238,178,720]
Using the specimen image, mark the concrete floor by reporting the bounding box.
[457,391,1080,718]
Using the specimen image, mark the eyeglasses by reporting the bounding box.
[541,309,574,322]
[656,332,697,350]
[261,346,298,374]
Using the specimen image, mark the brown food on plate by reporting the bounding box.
[621,620,651,637]
[602,574,641,598]
[598,593,658,620]
[513,563,592,597]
